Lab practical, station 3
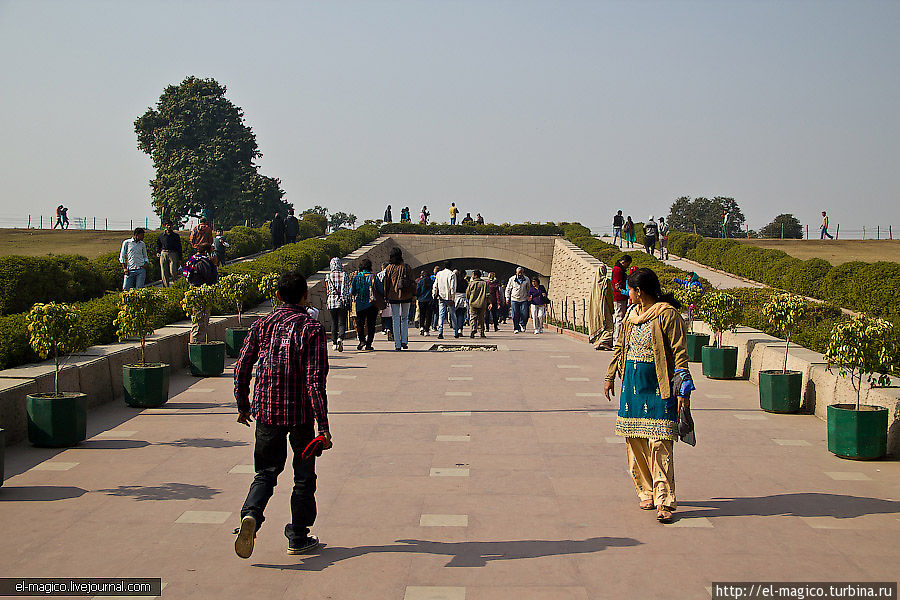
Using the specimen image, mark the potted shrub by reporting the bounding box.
[115,288,169,408]
[259,272,281,312]
[182,284,225,377]
[219,273,256,357]
[24,303,89,446]
[759,293,807,413]
[697,291,742,379]
[824,315,896,460]
[674,284,707,362]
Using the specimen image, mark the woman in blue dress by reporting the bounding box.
[604,268,695,523]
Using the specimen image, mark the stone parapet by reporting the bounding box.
[547,238,606,331]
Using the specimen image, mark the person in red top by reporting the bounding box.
[611,255,633,343]
[233,269,332,559]
[190,217,213,250]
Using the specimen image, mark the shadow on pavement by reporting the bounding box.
[157,438,248,448]
[69,439,152,450]
[679,493,900,518]
[254,536,641,571]
[0,486,88,501]
[97,482,221,501]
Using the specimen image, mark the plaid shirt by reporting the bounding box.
[234,304,329,431]
[326,270,350,310]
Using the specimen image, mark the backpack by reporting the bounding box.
[184,255,215,285]
[644,223,657,238]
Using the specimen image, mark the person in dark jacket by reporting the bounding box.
[350,259,379,351]
[382,247,415,350]
[487,272,502,332]
[383,205,392,223]
[416,270,434,336]
[270,213,285,249]
[155,219,183,287]
[284,210,300,244]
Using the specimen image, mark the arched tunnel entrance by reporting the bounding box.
[413,258,549,289]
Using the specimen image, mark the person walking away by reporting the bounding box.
[183,243,218,343]
[233,270,332,559]
[498,282,508,324]
[191,217,213,250]
[61,206,69,229]
[350,259,379,351]
[325,257,350,352]
[643,215,659,256]
[505,267,531,333]
[416,270,434,336]
[611,255,632,342]
[120,228,150,291]
[461,213,474,224]
[383,247,415,350]
[487,272,502,332]
[624,217,635,249]
[155,220,183,287]
[284,210,300,244]
[432,261,457,340]
[612,210,624,247]
[53,205,64,229]
[722,210,730,238]
[376,263,394,341]
[603,267,695,524]
[431,265,441,331]
[476,213,484,225]
[527,276,548,334]
[588,264,615,350]
[270,213,285,249]
[214,228,230,266]
[466,270,489,338]
[449,203,459,225]
[383,205,392,223]
[820,211,833,239]
[657,217,669,259]
[453,270,468,338]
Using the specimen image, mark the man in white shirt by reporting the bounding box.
[120,228,150,290]
[431,261,457,339]
[505,267,531,333]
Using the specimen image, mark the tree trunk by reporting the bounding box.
[782,334,791,374]
[54,345,60,397]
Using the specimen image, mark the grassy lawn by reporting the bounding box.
[733,238,900,265]
[0,228,168,259]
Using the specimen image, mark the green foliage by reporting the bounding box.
[301,213,328,236]
[115,288,167,364]
[763,293,807,372]
[759,213,803,239]
[667,196,745,238]
[258,273,281,311]
[182,284,219,319]
[379,222,565,236]
[135,75,289,226]
[825,315,899,408]
[329,211,357,230]
[26,303,89,395]
[218,273,257,326]
[673,285,703,333]
[0,254,105,315]
[697,291,742,347]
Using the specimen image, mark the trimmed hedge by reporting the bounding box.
[0,225,378,371]
[380,222,566,236]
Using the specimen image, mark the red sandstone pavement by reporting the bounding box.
[1,326,899,600]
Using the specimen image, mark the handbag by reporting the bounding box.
[678,405,696,446]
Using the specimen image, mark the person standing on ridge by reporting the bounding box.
[53,205,64,229]
[233,270,332,559]
[612,210,624,247]
[449,203,459,225]
[644,215,659,256]
[657,217,669,260]
[722,210,730,238]
[383,205,392,223]
[461,213,474,224]
[820,211,834,239]
[476,213,484,225]
[419,206,429,225]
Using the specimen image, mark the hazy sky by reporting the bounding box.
[1,0,898,234]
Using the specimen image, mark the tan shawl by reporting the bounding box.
[588,267,614,336]
[627,301,676,325]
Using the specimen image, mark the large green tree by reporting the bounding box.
[759,213,803,239]
[135,76,289,227]
[667,196,746,237]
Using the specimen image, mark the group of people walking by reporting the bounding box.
[270,210,301,249]
[383,204,485,226]
[611,210,669,259]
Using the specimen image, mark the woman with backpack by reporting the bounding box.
[326,257,351,352]
[350,259,379,351]
[382,247,415,350]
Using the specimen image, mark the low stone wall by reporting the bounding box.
[690,321,900,456]
[547,238,606,331]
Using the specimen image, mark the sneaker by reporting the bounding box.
[337,340,343,352]
[454,332,461,339]
[470,331,476,339]
[402,344,408,349]
[365,345,374,351]
[437,333,444,339]
[420,329,425,335]
[395,347,402,351]
[514,329,519,334]
[534,330,539,334]
[234,515,257,559]
[357,343,364,351]
[287,535,319,555]
[480,332,486,338]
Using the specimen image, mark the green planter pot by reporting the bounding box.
[1,428,5,487]
[759,370,803,413]
[827,404,888,460]
[189,341,226,377]
[123,363,170,408]
[26,392,88,447]
[225,328,250,358]
[685,333,710,362]
[701,346,738,379]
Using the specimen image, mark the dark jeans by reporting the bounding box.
[511,300,529,331]
[418,300,433,332]
[489,306,500,328]
[356,305,378,347]
[240,421,317,544]
[329,307,347,345]
[454,307,466,336]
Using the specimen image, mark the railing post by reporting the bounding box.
[836,224,840,239]
[877,225,880,240]
[862,226,865,240]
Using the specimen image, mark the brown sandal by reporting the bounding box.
[656,508,674,523]
[639,499,655,510]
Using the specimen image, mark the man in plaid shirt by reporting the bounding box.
[233,270,332,559]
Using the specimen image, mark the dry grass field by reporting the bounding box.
[733,238,900,265]
[0,228,148,258]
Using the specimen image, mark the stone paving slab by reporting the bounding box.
[1,327,898,599]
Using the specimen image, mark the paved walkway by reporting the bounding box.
[1,327,898,599]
